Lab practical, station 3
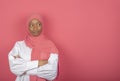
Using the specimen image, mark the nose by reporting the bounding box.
[33,25,38,31]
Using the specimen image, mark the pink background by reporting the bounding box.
[0,0,120,81]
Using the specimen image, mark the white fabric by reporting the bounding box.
[8,41,59,81]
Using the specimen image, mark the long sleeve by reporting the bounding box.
[8,42,38,76]
[26,53,59,81]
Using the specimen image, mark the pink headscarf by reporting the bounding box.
[25,15,58,81]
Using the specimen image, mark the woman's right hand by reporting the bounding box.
[14,55,21,59]
[38,60,48,67]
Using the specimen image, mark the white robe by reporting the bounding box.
[8,40,59,81]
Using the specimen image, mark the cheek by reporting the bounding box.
[30,27,33,31]
[28,27,33,32]
[38,26,42,31]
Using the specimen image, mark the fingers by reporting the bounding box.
[14,55,21,59]
[38,60,48,67]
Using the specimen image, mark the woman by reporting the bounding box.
[8,15,59,81]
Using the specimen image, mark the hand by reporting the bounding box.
[38,60,48,67]
[14,55,21,59]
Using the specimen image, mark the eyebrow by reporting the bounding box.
[30,20,41,24]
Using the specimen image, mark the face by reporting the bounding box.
[28,18,42,36]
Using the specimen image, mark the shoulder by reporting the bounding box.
[14,40,25,47]
[47,39,56,46]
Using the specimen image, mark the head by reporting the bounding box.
[27,15,44,37]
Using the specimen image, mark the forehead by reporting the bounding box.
[30,18,41,24]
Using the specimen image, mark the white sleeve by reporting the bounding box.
[8,42,38,76]
[26,53,59,81]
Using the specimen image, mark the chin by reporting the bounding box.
[32,33,40,37]
[31,31,41,37]
[33,34,40,37]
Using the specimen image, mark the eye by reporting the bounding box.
[30,24,34,27]
[38,23,41,26]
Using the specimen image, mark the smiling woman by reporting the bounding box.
[8,15,59,81]
[28,18,42,36]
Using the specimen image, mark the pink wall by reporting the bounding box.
[0,0,120,81]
